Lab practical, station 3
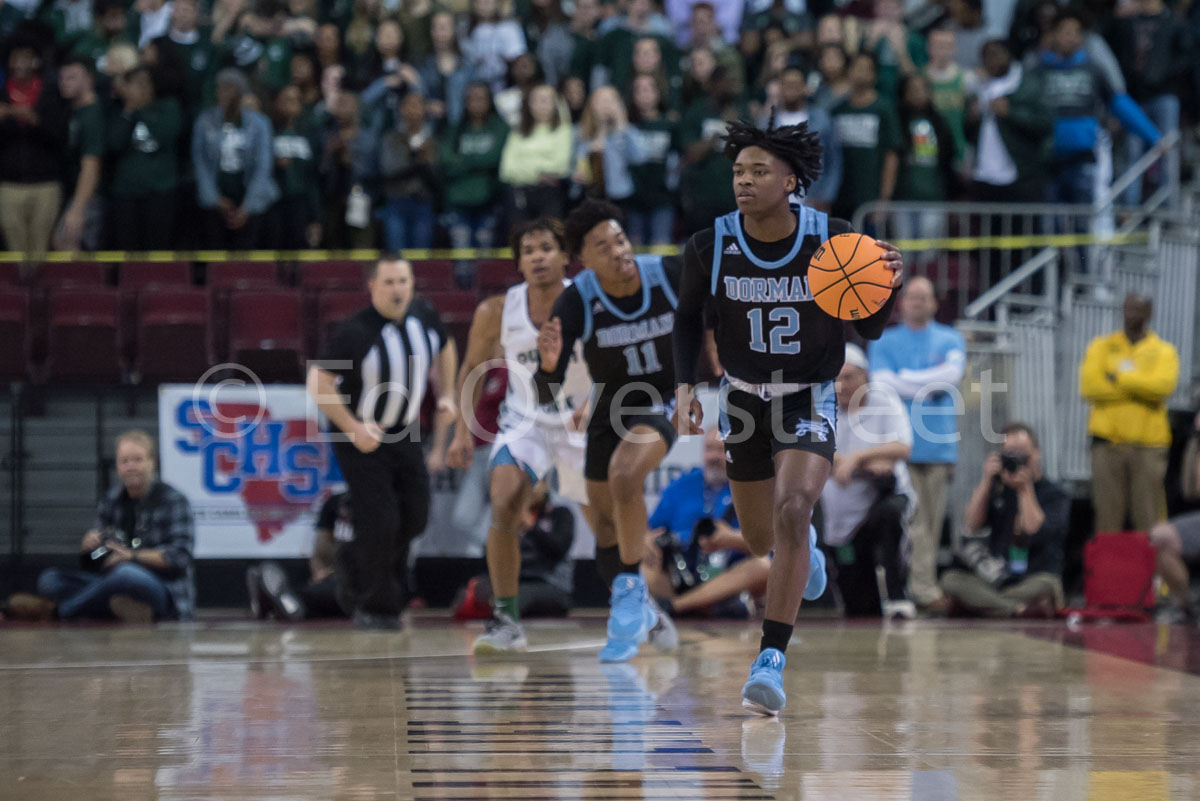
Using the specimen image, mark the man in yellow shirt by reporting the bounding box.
[1079,293,1179,534]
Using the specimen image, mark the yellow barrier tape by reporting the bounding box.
[0,233,1147,263]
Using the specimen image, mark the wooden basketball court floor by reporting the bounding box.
[3,617,1200,801]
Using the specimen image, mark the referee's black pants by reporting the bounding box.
[333,438,431,617]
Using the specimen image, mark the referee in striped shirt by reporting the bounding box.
[308,256,458,629]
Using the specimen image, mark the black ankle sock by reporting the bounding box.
[596,545,622,588]
[760,619,794,654]
[620,560,641,576]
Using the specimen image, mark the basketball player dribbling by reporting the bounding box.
[672,117,904,714]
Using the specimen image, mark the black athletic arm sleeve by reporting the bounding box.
[852,285,901,340]
[673,234,710,387]
[533,286,585,404]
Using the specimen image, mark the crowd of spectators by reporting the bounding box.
[1,0,1196,257]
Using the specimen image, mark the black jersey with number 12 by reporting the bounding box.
[677,203,894,386]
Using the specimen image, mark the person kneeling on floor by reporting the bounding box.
[942,422,1070,618]
[641,428,771,620]
[3,431,195,623]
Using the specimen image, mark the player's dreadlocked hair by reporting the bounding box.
[722,110,823,191]
[564,198,625,257]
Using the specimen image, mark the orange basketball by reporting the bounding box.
[808,233,894,320]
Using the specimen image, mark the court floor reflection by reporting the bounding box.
[2,618,1199,800]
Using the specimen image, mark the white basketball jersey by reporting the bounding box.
[498,281,590,429]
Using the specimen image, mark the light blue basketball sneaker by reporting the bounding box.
[741,647,787,715]
[600,573,656,663]
[803,523,827,601]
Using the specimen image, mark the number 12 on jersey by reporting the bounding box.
[747,307,802,355]
[622,341,663,376]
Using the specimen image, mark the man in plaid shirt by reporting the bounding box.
[4,430,195,623]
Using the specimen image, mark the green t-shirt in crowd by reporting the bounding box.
[832,95,902,218]
[170,34,219,116]
[629,117,678,211]
[273,123,316,199]
[107,98,182,198]
[67,101,105,197]
[925,65,968,166]
[897,114,946,202]
[680,97,746,218]
[438,115,509,210]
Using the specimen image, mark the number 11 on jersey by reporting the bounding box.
[622,341,662,376]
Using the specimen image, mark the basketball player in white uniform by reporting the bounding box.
[446,218,591,654]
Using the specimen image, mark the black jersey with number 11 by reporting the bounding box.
[534,254,680,429]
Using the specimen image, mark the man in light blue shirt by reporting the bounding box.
[869,277,966,614]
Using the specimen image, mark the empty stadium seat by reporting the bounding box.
[0,263,20,287]
[297,261,367,292]
[119,262,194,363]
[228,290,303,382]
[473,259,520,294]
[207,261,279,290]
[44,289,121,383]
[120,261,192,290]
[313,290,369,358]
[421,290,479,325]
[137,289,211,384]
[412,260,457,291]
[207,262,281,360]
[0,289,30,382]
[37,262,109,290]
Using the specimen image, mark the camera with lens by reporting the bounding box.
[999,451,1028,474]
[82,527,128,572]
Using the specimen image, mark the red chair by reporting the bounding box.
[297,261,367,292]
[44,289,121,383]
[421,290,479,326]
[228,290,303,382]
[313,290,369,359]
[0,289,30,381]
[0,263,20,287]
[473,259,520,295]
[137,289,211,383]
[120,262,193,363]
[37,262,109,290]
[120,261,191,290]
[207,261,279,290]
[412,260,457,291]
[208,262,280,359]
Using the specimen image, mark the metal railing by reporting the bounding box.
[853,132,1182,320]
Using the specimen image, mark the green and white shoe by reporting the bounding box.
[472,611,528,655]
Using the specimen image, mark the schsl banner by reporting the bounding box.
[159,383,342,558]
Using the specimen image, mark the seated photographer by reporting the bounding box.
[942,423,1070,618]
[1148,410,1200,624]
[3,431,195,623]
[821,345,916,617]
[246,490,355,622]
[454,482,576,620]
[641,428,771,619]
